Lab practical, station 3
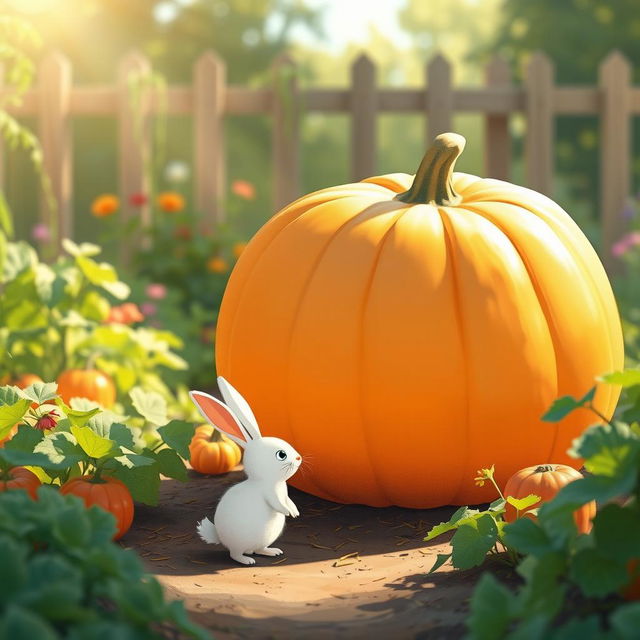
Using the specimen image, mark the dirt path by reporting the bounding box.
[124,469,509,639]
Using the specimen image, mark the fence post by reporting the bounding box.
[426,53,452,143]
[0,64,4,195]
[525,51,554,196]
[117,50,151,260]
[39,51,72,251]
[271,54,299,212]
[599,51,631,274]
[194,51,226,231]
[484,55,511,181]
[350,54,377,181]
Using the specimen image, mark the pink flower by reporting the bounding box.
[141,302,157,316]
[31,223,51,242]
[146,283,167,300]
[612,231,640,257]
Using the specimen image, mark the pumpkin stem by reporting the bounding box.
[534,464,556,473]
[209,429,224,443]
[395,132,465,206]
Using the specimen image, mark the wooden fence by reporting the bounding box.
[1,49,637,272]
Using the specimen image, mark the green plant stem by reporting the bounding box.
[489,476,506,502]
[587,403,615,427]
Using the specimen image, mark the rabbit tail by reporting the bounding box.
[197,517,219,544]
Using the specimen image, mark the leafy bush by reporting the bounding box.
[465,371,640,638]
[0,380,196,506]
[0,486,208,639]
[0,237,200,420]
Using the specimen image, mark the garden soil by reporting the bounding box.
[125,469,512,640]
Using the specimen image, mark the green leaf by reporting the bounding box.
[569,422,640,477]
[0,604,59,640]
[130,387,168,426]
[610,603,640,638]
[0,398,32,438]
[0,191,14,237]
[157,420,197,459]
[0,448,60,470]
[76,255,117,285]
[503,517,553,555]
[592,504,640,562]
[62,238,101,257]
[70,425,117,459]
[489,497,506,512]
[34,431,86,468]
[542,387,595,422]
[467,573,515,640]
[0,534,27,601]
[153,448,188,481]
[451,513,498,570]
[506,494,541,512]
[0,385,26,405]
[113,451,155,470]
[101,279,130,299]
[3,241,36,282]
[569,547,628,597]
[112,463,160,506]
[427,552,451,574]
[600,369,640,388]
[4,424,44,453]
[54,398,100,427]
[21,382,58,405]
[108,423,136,450]
[517,552,567,618]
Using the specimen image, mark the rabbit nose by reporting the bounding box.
[296,456,301,461]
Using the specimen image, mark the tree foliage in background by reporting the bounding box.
[487,0,640,239]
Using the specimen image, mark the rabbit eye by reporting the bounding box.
[275,450,287,461]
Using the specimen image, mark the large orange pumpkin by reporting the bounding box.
[503,464,595,534]
[216,133,623,508]
[60,475,134,539]
[189,424,242,475]
[0,467,41,499]
[57,369,116,408]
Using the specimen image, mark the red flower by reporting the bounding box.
[35,410,59,431]
[231,179,256,200]
[174,225,192,241]
[129,192,148,207]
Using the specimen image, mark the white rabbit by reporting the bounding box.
[189,376,302,565]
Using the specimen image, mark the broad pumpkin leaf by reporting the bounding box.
[157,420,197,459]
[34,432,87,468]
[130,387,168,426]
[70,426,117,459]
[450,513,498,570]
[108,423,136,450]
[0,534,27,601]
[0,386,26,406]
[112,464,160,506]
[3,241,37,282]
[21,382,58,405]
[76,255,117,285]
[61,238,101,258]
[517,552,567,618]
[592,504,640,561]
[34,263,65,308]
[0,448,58,471]
[503,517,553,556]
[0,604,59,640]
[112,451,155,470]
[467,573,515,640]
[506,494,541,512]
[0,398,32,438]
[569,547,628,597]
[55,398,100,427]
[153,448,188,481]
[4,425,44,453]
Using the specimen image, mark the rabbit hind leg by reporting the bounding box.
[229,549,256,565]
[254,547,283,556]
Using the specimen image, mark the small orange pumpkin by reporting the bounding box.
[60,475,134,540]
[0,467,41,499]
[188,424,242,475]
[13,373,43,389]
[503,464,595,534]
[57,369,116,408]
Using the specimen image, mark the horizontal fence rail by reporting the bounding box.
[1,49,636,272]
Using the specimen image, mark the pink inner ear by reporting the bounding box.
[191,392,247,442]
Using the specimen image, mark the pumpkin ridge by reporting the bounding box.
[435,207,472,505]
[357,206,411,506]
[480,196,619,422]
[460,202,561,464]
[283,199,391,503]
[218,191,379,374]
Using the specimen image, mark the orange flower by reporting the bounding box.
[157,191,185,213]
[207,257,228,273]
[91,194,119,217]
[106,303,144,325]
[232,242,247,259]
[231,179,256,200]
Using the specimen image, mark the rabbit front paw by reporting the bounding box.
[286,499,300,518]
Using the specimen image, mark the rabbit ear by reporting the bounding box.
[189,390,252,447]
[217,376,262,439]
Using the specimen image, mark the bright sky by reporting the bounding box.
[285,0,411,52]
